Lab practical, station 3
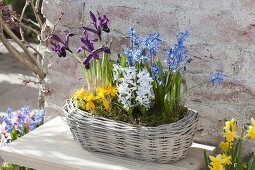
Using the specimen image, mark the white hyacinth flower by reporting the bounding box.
[113,64,153,111]
[136,69,153,108]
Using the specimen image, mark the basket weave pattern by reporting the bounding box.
[64,99,198,163]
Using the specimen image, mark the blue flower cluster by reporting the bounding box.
[151,63,163,85]
[164,31,190,72]
[30,109,45,130]
[142,33,161,55]
[128,27,139,50]
[209,71,224,86]
[2,108,13,133]
[124,27,162,66]
[0,107,45,145]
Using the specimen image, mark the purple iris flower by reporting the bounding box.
[50,30,75,57]
[82,11,110,40]
[77,30,111,69]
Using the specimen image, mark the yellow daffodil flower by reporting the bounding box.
[96,86,105,99]
[105,84,117,97]
[71,87,88,99]
[221,154,232,165]
[102,98,110,110]
[83,93,96,102]
[223,130,238,143]
[223,118,236,132]
[219,141,232,152]
[209,154,226,164]
[86,101,95,111]
[246,125,255,139]
[209,154,226,170]
[209,163,224,170]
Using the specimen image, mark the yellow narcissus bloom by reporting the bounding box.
[83,93,96,102]
[219,141,232,152]
[71,87,88,99]
[209,154,226,170]
[223,118,236,132]
[102,98,110,110]
[246,125,255,139]
[209,163,224,170]
[96,86,105,99]
[221,154,232,165]
[105,84,117,97]
[223,130,238,143]
[86,101,95,111]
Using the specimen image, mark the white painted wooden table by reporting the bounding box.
[0,116,215,170]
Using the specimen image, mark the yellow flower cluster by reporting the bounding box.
[209,154,231,170]
[246,118,255,139]
[71,84,116,111]
[211,119,236,169]
[223,118,238,143]
[208,118,255,170]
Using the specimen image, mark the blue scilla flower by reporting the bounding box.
[157,77,163,85]
[209,71,224,86]
[164,31,189,72]
[142,33,161,55]
[2,116,13,132]
[128,27,135,37]
[151,63,160,76]
[6,107,13,119]
[124,48,134,65]
[30,109,45,130]
[176,31,190,46]
[124,48,148,65]
[128,27,139,50]
[21,106,29,114]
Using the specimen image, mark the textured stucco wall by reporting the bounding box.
[42,0,255,151]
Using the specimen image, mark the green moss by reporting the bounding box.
[0,163,34,170]
[78,98,188,127]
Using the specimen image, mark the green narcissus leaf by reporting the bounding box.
[203,150,209,170]
[164,93,171,113]
[121,54,126,67]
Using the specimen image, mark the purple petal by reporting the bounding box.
[98,15,108,25]
[91,50,100,60]
[77,46,90,53]
[95,46,111,54]
[64,31,75,47]
[81,26,98,34]
[50,40,61,52]
[59,47,67,57]
[80,31,95,52]
[83,54,93,69]
[51,34,65,45]
[89,11,97,25]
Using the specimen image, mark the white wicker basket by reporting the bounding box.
[63,98,198,163]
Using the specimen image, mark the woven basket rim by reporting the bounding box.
[64,98,198,129]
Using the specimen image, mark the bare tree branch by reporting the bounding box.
[24,41,43,59]
[1,16,40,68]
[22,18,40,28]
[19,21,40,35]
[29,0,43,28]
[19,0,30,41]
[42,12,65,43]
[0,29,45,80]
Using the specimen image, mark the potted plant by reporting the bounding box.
[50,11,223,163]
